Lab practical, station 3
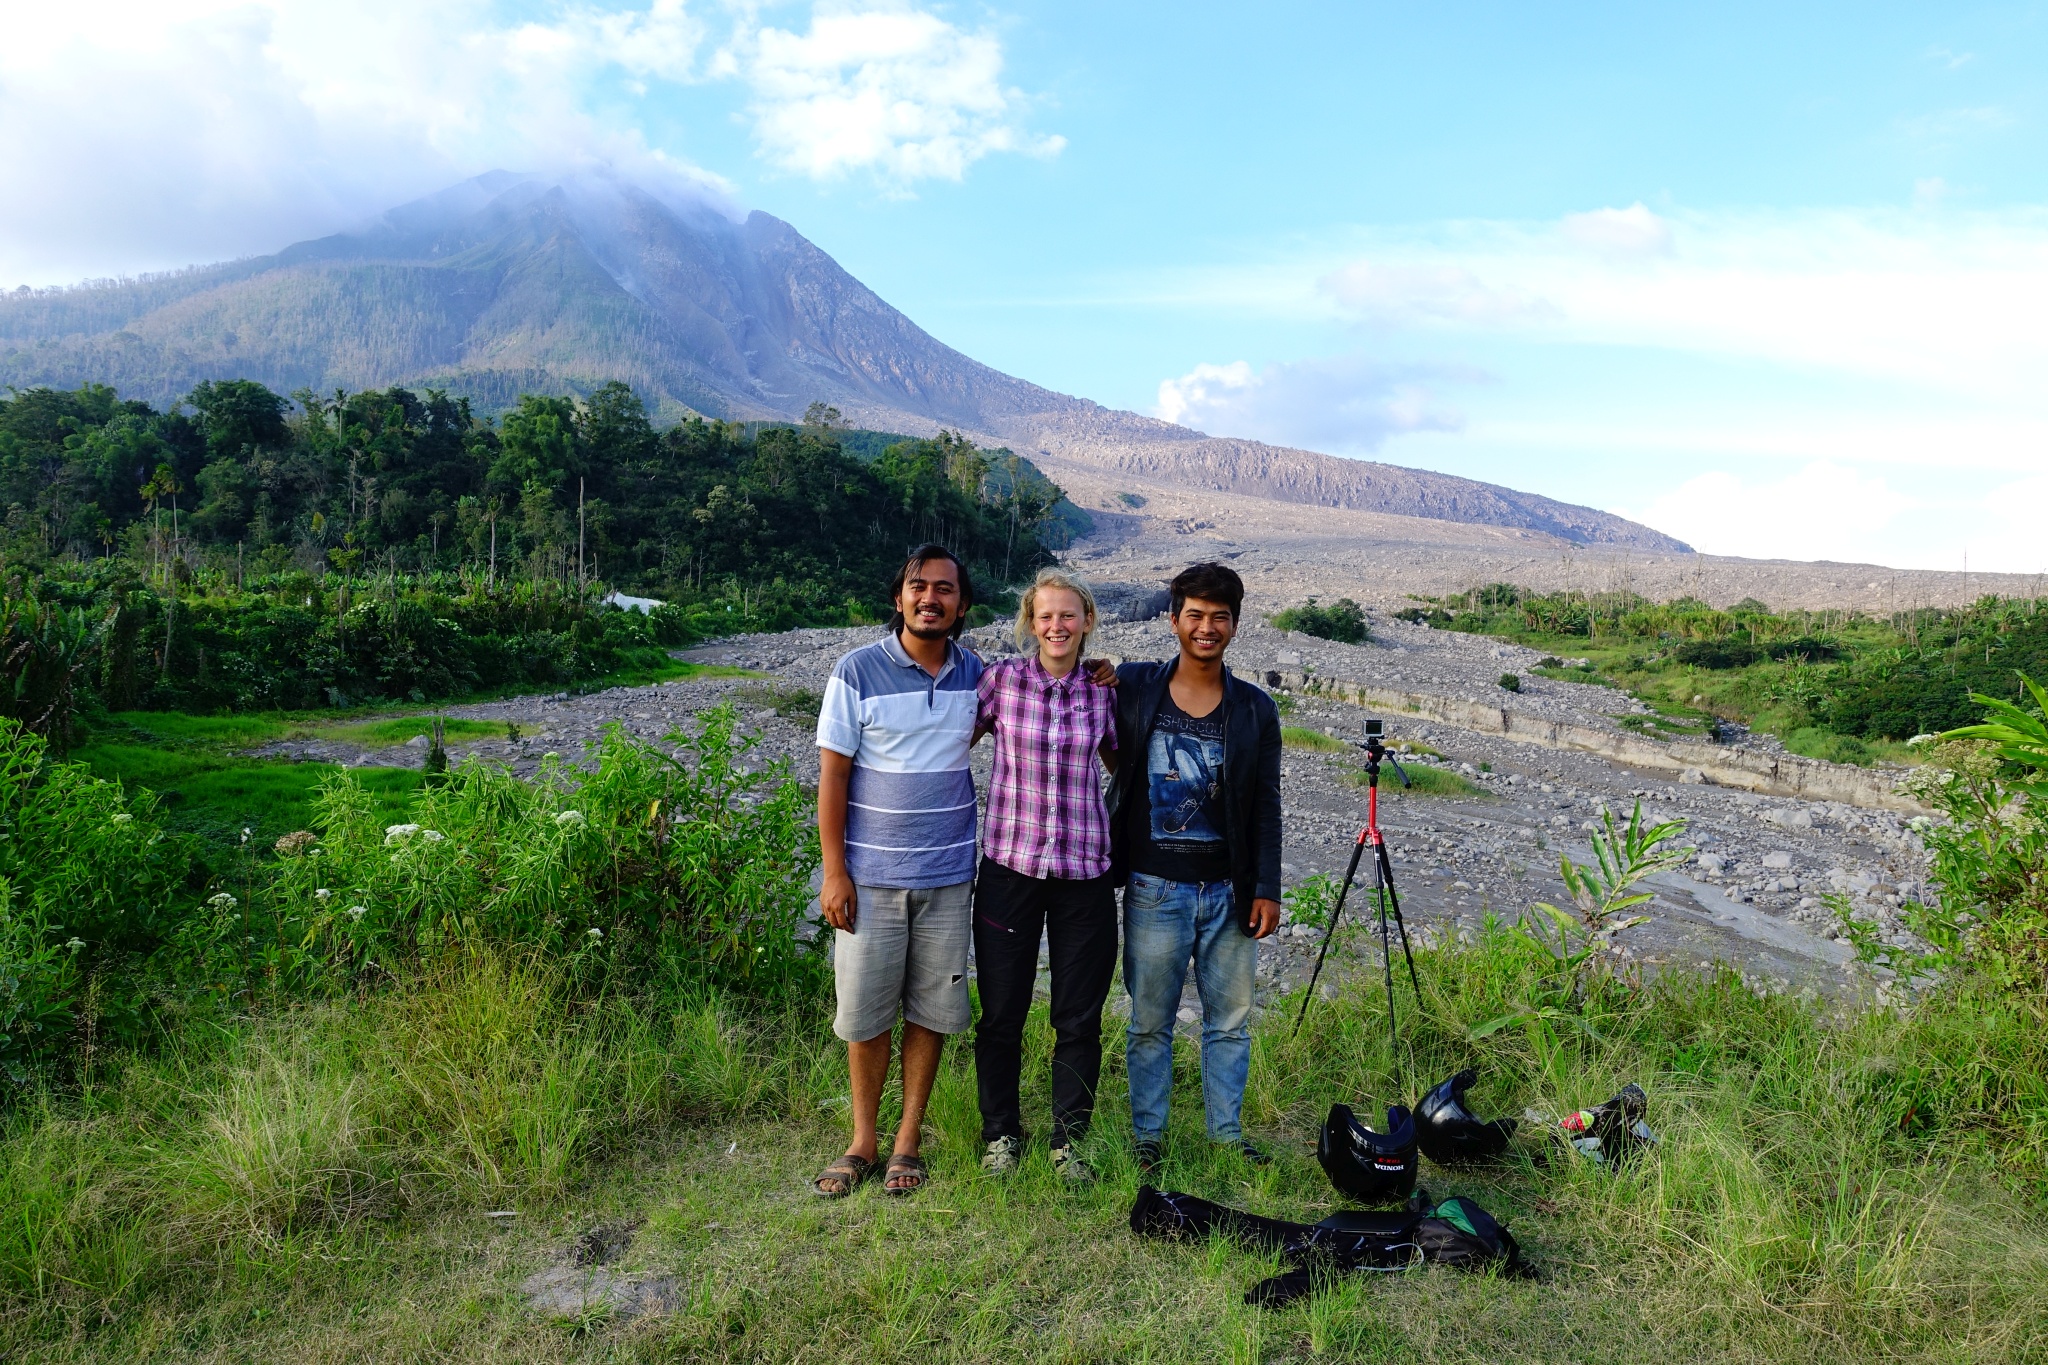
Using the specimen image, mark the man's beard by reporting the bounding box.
[905,617,954,639]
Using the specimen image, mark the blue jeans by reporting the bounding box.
[1123,872,1256,1144]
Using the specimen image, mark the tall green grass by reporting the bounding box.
[3,931,2044,1360]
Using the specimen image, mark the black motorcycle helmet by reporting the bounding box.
[1415,1069,1518,1165]
[1316,1102,1418,1203]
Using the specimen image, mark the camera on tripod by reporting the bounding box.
[1352,718,1410,789]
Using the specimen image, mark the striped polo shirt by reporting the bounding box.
[816,632,984,889]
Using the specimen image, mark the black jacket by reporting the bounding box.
[1107,658,1283,932]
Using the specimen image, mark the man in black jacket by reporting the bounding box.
[1107,561,1282,1172]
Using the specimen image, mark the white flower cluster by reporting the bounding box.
[110,813,134,825]
[348,905,368,921]
[208,892,238,909]
[384,823,446,845]
[555,810,586,827]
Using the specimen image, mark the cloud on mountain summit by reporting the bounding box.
[1154,355,1479,452]
[0,0,1059,285]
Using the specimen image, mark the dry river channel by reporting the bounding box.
[253,611,1938,1024]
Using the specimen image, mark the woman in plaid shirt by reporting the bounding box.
[971,567,1120,1183]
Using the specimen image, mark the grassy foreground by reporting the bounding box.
[6,936,2046,1363]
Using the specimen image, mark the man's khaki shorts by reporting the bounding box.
[832,881,973,1042]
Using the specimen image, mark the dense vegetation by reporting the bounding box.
[0,382,1077,735]
[1271,595,1370,644]
[1397,583,2048,764]
[0,706,816,1079]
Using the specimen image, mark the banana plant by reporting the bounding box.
[1941,672,2048,799]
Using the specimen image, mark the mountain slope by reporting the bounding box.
[0,172,1689,553]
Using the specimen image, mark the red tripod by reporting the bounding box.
[1293,726,1423,1045]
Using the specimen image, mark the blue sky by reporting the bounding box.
[6,1,2048,572]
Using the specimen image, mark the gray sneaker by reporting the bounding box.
[1050,1143,1096,1184]
[981,1134,1022,1175]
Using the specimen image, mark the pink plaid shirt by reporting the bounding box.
[977,655,1118,880]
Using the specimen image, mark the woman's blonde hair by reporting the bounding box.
[1014,567,1099,657]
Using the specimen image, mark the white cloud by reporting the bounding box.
[1559,202,1673,258]
[0,0,1059,284]
[1154,355,1474,452]
[1618,460,2048,574]
[1618,462,1914,563]
[1318,263,1555,326]
[1133,201,2048,572]
[731,3,1063,185]
[1305,204,2048,403]
[0,0,730,283]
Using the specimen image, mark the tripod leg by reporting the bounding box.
[1291,836,1367,1038]
[1375,839,1424,1008]
[1375,859,1398,1058]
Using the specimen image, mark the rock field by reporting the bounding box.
[252,605,1937,1021]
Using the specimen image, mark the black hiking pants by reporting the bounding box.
[972,857,1118,1146]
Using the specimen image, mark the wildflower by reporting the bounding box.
[65,937,84,952]
[315,888,333,901]
[1907,733,1940,747]
[110,813,134,825]
[555,810,586,827]
[348,905,368,921]
[422,829,446,842]
[586,927,603,941]
[208,892,238,909]
[275,830,317,857]
[385,823,422,845]
[241,827,252,844]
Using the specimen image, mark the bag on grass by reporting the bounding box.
[1316,1102,1418,1203]
[1559,1082,1656,1166]
[1415,1068,1518,1165]
[1129,1185,1525,1307]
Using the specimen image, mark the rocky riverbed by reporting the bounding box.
[250,612,1935,1013]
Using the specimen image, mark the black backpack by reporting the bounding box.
[1130,1185,1527,1306]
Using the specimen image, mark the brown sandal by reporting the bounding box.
[810,1153,877,1198]
[883,1153,928,1197]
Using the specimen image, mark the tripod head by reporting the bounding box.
[1355,719,1413,789]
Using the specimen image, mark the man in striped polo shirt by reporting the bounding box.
[809,544,983,1199]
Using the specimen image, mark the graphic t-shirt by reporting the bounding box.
[1127,692,1232,884]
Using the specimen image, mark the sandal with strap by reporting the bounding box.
[883,1152,928,1197]
[810,1153,877,1199]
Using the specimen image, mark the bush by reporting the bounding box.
[1273,597,1370,644]
[264,705,825,1004]
[0,719,197,1076]
[1881,679,2048,990]
[3,703,825,1082]
[1783,725,1874,766]
[1499,672,1521,692]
